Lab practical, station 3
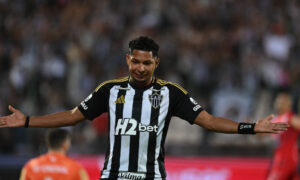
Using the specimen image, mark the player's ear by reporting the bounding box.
[62,139,71,152]
[126,54,131,66]
[155,58,160,68]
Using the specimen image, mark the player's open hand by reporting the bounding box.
[0,105,26,128]
[255,114,289,133]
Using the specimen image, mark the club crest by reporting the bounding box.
[149,92,163,109]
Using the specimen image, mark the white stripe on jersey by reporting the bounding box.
[119,86,135,171]
[137,88,153,172]
[105,85,120,177]
[155,87,169,178]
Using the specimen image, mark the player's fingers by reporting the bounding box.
[8,105,17,113]
[272,122,289,128]
[0,118,7,126]
[264,114,275,121]
[271,131,281,134]
[273,127,288,131]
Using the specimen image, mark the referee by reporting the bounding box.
[0,36,289,180]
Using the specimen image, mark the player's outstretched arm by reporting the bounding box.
[0,105,85,128]
[194,110,289,134]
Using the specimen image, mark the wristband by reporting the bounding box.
[25,116,30,128]
[238,123,256,134]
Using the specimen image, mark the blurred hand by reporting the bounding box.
[0,105,26,128]
[255,114,289,134]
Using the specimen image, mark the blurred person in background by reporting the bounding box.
[267,92,300,180]
[0,36,289,180]
[19,129,89,180]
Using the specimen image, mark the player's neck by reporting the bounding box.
[48,149,66,155]
[129,76,153,88]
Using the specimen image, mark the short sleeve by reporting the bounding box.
[170,85,203,124]
[78,84,108,120]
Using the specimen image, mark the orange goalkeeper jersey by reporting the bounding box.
[19,152,89,180]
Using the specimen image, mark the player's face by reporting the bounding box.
[126,50,159,87]
[274,93,292,114]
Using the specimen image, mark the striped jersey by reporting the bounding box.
[78,76,203,180]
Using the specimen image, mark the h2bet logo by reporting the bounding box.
[115,118,158,136]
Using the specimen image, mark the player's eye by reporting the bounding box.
[143,61,152,65]
[131,59,139,64]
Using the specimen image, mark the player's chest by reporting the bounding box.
[109,88,170,111]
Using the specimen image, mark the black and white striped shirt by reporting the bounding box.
[78,76,203,180]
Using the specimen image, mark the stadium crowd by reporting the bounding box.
[0,0,300,156]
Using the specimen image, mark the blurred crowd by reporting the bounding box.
[0,0,300,156]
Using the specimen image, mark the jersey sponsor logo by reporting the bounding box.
[193,105,201,111]
[115,95,125,104]
[115,118,158,135]
[149,92,163,109]
[190,97,201,111]
[81,94,93,110]
[32,165,68,174]
[80,102,88,110]
[85,94,93,101]
[190,97,198,105]
[118,171,146,180]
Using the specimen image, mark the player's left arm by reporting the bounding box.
[19,167,28,180]
[194,110,289,134]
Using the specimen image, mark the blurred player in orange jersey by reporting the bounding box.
[19,129,89,180]
[267,92,300,180]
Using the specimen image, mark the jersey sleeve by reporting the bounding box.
[170,84,203,124]
[78,83,109,120]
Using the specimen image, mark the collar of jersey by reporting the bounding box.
[128,76,156,90]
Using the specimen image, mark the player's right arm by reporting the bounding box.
[0,105,85,128]
[0,80,110,128]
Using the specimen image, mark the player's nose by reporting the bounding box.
[138,64,145,72]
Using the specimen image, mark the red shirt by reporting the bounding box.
[272,112,299,162]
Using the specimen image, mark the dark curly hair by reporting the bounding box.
[129,36,159,57]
